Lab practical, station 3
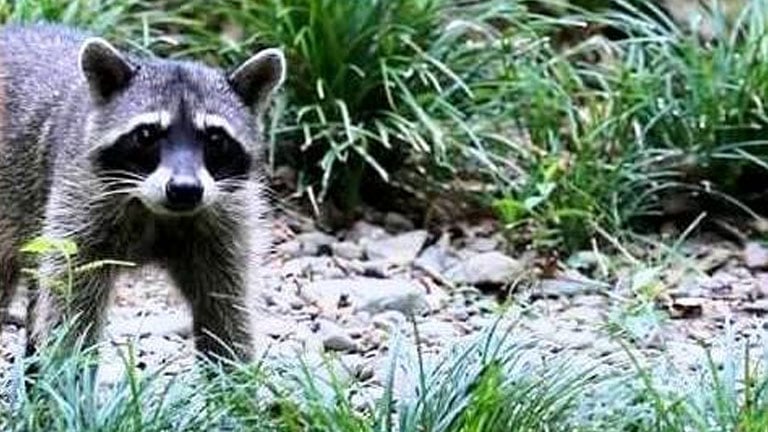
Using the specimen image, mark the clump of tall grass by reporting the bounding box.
[1,322,593,432]
[206,0,528,213]
[492,0,768,251]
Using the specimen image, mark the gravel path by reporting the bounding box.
[3,212,768,397]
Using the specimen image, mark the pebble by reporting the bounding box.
[466,237,499,253]
[332,241,365,260]
[449,307,470,322]
[384,212,415,232]
[304,278,428,315]
[445,251,523,286]
[296,232,337,256]
[365,230,428,265]
[742,299,768,314]
[416,321,457,342]
[669,297,704,319]
[319,320,358,352]
[346,221,389,244]
[745,242,768,269]
[372,311,408,332]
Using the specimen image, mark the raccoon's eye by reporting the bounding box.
[133,125,162,147]
[202,127,251,182]
[207,130,225,145]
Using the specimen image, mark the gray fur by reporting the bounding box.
[0,24,284,364]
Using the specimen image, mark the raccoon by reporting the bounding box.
[0,24,285,364]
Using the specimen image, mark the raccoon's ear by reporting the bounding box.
[228,48,286,108]
[79,37,135,102]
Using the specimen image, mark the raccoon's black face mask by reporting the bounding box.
[80,37,285,215]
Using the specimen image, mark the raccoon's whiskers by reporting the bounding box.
[98,170,147,181]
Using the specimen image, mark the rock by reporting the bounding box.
[318,320,358,352]
[137,335,186,358]
[669,297,704,319]
[566,250,604,272]
[372,311,407,332]
[546,329,595,350]
[276,240,302,257]
[253,317,297,338]
[414,236,460,274]
[282,257,346,279]
[742,299,768,314]
[744,242,768,269]
[109,313,191,338]
[535,278,596,299]
[296,232,336,256]
[449,307,470,322]
[466,237,499,253]
[304,278,428,315]
[384,212,415,233]
[365,230,428,265]
[273,165,297,190]
[445,251,523,286]
[332,241,364,260]
[416,321,457,342]
[559,306,604,324]
[755,273,768,298]
[346,221,389,244]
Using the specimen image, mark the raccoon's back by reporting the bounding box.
[0,24,92,241]
[0,24,90,121]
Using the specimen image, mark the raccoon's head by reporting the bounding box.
[80,37,285,216]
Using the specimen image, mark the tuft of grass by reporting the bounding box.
[1,320,595,432]
[204,0,523,212]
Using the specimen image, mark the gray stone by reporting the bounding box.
[384,212,415,233]
[536,278,597,298]
[742,299,768,314]
[276,240,302,257]
[372,310,407,332]
[445,251,523,286]
[449,307,470,322]
[416,321,457,342]
[745,242,768,269]
[466,237,499,253]
[332,241,364,260]
[304,278,428,315]
[282,257,345,279]
[365,230,428,265]
[346,221,389,244]
[296,232,336,256]
[109,313,191,338]
[319,320,358,352]
[669,297,704,319]
[138,335,186,357]
[413,237,460,274]
[253,317,297,338]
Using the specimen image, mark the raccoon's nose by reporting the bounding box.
[165,175,203,211]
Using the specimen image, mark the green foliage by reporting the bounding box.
[7,315,768,432]
[1,323,590,432]
[210,0,521,210]
[19,236,133,302]
[2,0,768,250]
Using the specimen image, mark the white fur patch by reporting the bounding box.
[193,112,247,146]
[136,165,172,214]
[90,111,171,151]
[198,167,217,207]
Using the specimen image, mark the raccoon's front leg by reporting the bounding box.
[168,250,253,364]
[26,254,116,358]
[0,249,19,331]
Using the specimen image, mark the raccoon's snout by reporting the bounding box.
[165,175,203,211]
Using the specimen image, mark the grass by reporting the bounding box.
[4,0,768,430]
[5,314,768,431]
[2,0,766,251]
[0,321,587,431]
